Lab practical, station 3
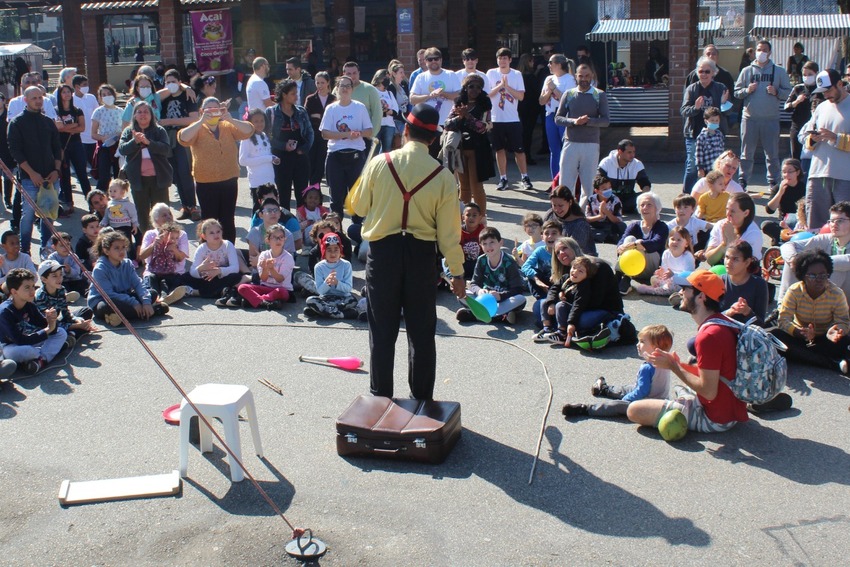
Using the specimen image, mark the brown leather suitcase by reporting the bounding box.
[336,395,462,464]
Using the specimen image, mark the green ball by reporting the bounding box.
[710,265,727,276]
[658,409,688,442]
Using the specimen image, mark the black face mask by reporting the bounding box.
[156,68,165,75]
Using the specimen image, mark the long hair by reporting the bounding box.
[550,236,582,281]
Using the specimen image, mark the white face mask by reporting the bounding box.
[102,95,115,106]
[166,82,180,94]
[138,87,152,98]
[756,51,769,64]
[803,74,816,86]
[80,86,89,95]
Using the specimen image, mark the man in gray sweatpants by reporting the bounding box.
[734,40,791,189]
[555,64,609,207]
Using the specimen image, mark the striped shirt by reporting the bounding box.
[777,280,850,336]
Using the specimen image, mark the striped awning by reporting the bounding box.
[749,14,850,38]
[46,0,237,13]
[586,17,723,42]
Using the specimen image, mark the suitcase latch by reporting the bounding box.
[345,433,358,444]
[414,438,426,449]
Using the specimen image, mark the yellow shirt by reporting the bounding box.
[348,141,463,276]
[698,190,730,223]
[178,120,252,183]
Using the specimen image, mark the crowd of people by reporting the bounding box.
[0,42,849,439]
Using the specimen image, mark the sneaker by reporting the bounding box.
[668,292,682,310]
[303,306,319,318]
[591,377,608,397]
[190,207,202,222]
[456,308,476,322]
[104,312,123,327]
[562,403,589,417]
[533,328,553,343]
[64,334,77,350]
[226,296,243,308]
[618,275,632,296]
[152,302,170,316]
[357,310,368,322]
[750,392,793,412]
[521,176,533,190]
[764,308,780,326]
[177,207,192,220]
[342,307,358,319]
[543,330,566,344]
[23,358,45,375]
[505,310,517,324]
[65,291,81,304]
[841,360,850,375]
[184,286,200,297]
[496,178,509,191]
[162,286,187,306]
[0,359,16,380]
[214,288,231,307]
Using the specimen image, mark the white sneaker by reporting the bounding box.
[65,291,81,303]
[162,286,187,306]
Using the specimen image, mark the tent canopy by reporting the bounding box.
[749,14,850,39]
[0,43,49,57]
[586,17,723,42]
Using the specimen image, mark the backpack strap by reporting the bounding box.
[383,152,443,234]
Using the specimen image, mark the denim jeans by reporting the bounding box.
[544,113,566,179]
[19,178,53,256]
[169,143,196,209]
[378,125,395,155]
[3,326,67,364]
[682,136,698,194]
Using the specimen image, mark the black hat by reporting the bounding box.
[814,69,842,94]
[403,103,442,134]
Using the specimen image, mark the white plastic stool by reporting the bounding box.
[178,384,263,482]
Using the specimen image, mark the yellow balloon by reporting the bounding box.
[619,249,646,277]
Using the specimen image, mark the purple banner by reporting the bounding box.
[190,8,234,74]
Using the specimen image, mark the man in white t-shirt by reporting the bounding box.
[410,47,460,130]
[7,72,57,121]
[455,48,489,92]
[72,74,100,167]
[245,57,274,111]
[486,48,531,191]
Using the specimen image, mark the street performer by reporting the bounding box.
[348,103,465,400]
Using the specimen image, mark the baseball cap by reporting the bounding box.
[38,259,63,278]
[813,69,842,94]
[671,269,725,302]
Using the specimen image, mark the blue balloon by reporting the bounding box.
[790,231,815,242]
[476,293,498,316]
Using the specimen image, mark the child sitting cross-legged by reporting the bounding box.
[585,174,626,244]
[456,227,527,324]
[139,218,191,306]
[87,229,170,327]
[236,223,294,310]
[304,233,359,319]
[47,232,89,299]
[35,260,97,340]
[562,324,673,418]
[185,219,249,306]
[0,268,71,375]
[631,227,695,296]
[696,170,729,223]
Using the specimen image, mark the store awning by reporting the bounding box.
[749,14,850,38]
[0,43,49,57]
[586,17,723,42]
[45,0,238,13]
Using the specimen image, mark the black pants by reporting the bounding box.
[196,178,239,243]
[181,272,242,298]
[308,133,328,186]
[771,328,850,371]
[60,139,92,204]
[326,150,366,216]
[367,234,438,400]
[273,150,310,210]
[94,292,159,321]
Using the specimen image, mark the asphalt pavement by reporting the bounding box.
[1,144,849,567]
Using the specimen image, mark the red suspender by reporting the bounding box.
[383,152,443,233]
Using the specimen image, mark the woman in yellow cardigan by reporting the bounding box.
[178,97,253,242]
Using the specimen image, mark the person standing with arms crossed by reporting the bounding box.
[347,104,465,400]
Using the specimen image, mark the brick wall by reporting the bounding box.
[60,0,84,72]
[158,0,185,70]
[82,15,106,88]
[668,0,698,149]
[630,0,650,79]
[240,0,263,56]
[396,0,416,70]
[474,0,496,62]
[446,1,468,68]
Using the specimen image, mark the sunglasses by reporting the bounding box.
[262,207,281,214]
[426,57,441,62]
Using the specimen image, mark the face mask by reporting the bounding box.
[602,189,613,199]
[102,95,115,106]
[206,117,220,127]
[166,82,180,94]
[756,51,769,64]
[138,87,152,98]
[80,86,89,95]
[707,122,720,130]
[803,75,816,86]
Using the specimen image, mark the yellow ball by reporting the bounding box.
[619,249,646,277]
[658,409,688,442]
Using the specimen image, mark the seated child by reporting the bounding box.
[562,324,673,417]
[457,227,527,324]
[521,221,562,324]
[249,184,279,226]
[250,188,303,245]
[246,198,300,268]
[697,170,729,223]
[585,174,626,244]
[0,267,71,374]
[35,260,97,339]
[448,202,484,280]
[513,212,545,266]
[87,230,169,327]
[100,179,139,260]
[695,107,725,178]
[297,184,330,248]
[47,232,89,297]
[75,214,100,273]
[0,231,37,294]
[536,256,599,345]
[667,193,711,256]
[304,233,359,319]
[632,227,695,296]
[139,220,190,305]
[236,223,294,310]
[308,217,353,272]
[184,219,248,303]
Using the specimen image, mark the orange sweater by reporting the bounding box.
[178,120,252,183]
